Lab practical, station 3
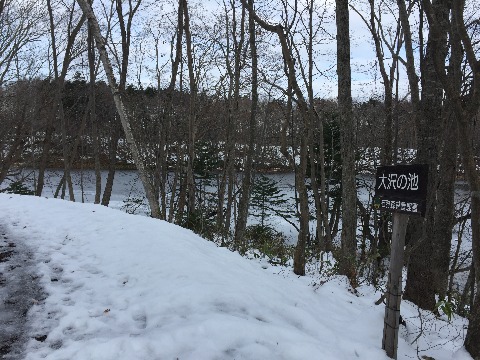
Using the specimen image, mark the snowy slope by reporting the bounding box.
[0,194,472,360]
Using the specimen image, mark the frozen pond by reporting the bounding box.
[9,169,296,210]
[5,170,300,241]
[3,169,472,248]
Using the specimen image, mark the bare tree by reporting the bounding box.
[241,0,312,275]
[153,0,184,220]
[234,0,258,251]
[182,0,198,225]
[0,0,46,187]
[87,0,101,204]
[351,0,405,278]
[421,0,480,356]
[336,0,357,284]
[36,0,85,198]
[351,0,403,166]
[99,0,142,207]
[0,82,31,185]
[0,0,45,86]
[76,0,161,218]
[53,0,86,201]
[215,0,246,240]
[398,0,450,311]
[292,0,332,253]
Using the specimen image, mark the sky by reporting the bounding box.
[0,193,473,360]
[68,0,413,101]
[1,0,433,101]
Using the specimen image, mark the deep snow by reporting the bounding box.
[0,194,473,360]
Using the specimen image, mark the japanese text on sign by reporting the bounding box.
[380,199,418,213]
[377,173,419,191]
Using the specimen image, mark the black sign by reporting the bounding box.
[374,164,428,217]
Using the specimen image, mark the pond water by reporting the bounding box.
[11,169,297,208]
[3,169,472,248]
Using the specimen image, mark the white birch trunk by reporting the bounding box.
[76,0,160,218]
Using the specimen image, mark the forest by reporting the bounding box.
[0,0,479,357]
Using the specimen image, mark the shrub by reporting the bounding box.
[245,224,293,265]
[2,181,34,195]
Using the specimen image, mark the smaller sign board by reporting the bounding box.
[374,164,429,217]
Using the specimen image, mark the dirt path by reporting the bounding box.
[0,223,43,359]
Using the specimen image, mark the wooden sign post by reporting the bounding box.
[382,212,408,359]
[374,164,428,359]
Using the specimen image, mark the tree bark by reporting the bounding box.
[336,0,357,284]
[431,12,462,299]
[101,126,119,206]
[182,0,197,224]
[234,0,257,251]
[154,0,183,220]
[426,1,480,355]
[304,0,332,252]
[217,2,245,240]
[87,11,101,204]
[404,0,450,310]
[432,111,457,300]
[419,6,480,354]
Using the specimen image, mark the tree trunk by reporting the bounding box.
[293,134,310,276]
[182,0,197,223]
[336,0,357,284]
[432,19,462,299]
[224,168,236,239]
[38,0,85,199]
[101,126,119,206]
[241,0,313,274]
[35,114,54,197]
[442,3,480,353]
[217,4,245,240]
[353,0,402,264]
[0,104,27,185]
[403,0,449,311]
[77,0,161,218]
[304,0,331,252]
[100,0,143,207]
[58,100,75,201]
[234,0,257,251]
[465,197,480,357]
[155,0,183,220]
[87,10,101,205]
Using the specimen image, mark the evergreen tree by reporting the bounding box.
[250,175,293,228]
[194,140,220,207]
[181,141,221,237]
[2,181,35,195]
[307,118,342,187]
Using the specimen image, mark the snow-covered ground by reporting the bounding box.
[0,194,472,360]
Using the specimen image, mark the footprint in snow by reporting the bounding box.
[131,306,148,330]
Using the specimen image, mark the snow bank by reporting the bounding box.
[0,194,471,360]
